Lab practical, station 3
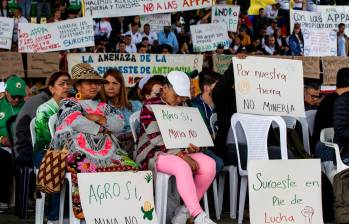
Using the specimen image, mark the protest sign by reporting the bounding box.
[151,105,214,149]
[18,17,94,52]
[317,6,349,35]
[212,5,240,32]
[67,53,203,86]
[322,56,349,85]
[248,159,323,224]
[27,53,59,78]
[213,55,231,75]
[84,0,213,18]
[0,17,14,49]
[233,56,305,117]
[140,14,171,33]
[290,10,323,33]
[78,171,158,224]
[303,28,337,56]
[0,52,24,77]
[294,56,321,79]
[190,23,229,52]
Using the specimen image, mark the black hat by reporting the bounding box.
[336,68,349,88]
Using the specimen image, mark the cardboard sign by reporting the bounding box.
[0,17,14,49]
[322,56,349,85]
[294,56,320,79]
[84,0,213,18]
[78,171,158,224]
[212,55,231,75]
[140,14,171,33]
[18,17,94,52]
[27,53,60,78]
[67,53,203,87]
[212,5,240,32]
[233,56,305,117]
[190,23,229,52]
[303,29,337,56]
[248,159,323,224]
[0,52,24,77]
[151,105,214,149]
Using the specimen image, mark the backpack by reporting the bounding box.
[333,168,349,223]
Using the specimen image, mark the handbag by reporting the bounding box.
[36,145,69,194]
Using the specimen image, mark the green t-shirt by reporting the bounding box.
[0,96,23,138]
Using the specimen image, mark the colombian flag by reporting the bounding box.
[248,0,277,15]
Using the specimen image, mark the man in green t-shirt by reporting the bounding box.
[0,75,26,209]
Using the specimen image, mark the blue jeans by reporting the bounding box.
[203,149,224,176]
[18,0,31,18]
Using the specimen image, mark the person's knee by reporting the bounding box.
[199,155,216,178]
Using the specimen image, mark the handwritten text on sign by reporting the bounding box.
[151,105,214,149]
[67,53,203,87]
[140,14,171,33]
[84,0,212,18]
[233,56,305,117]
[212,5,240,32]
[303,28,337,57]
[18,17,94,52]
[0,17,14,50]
[78,171,158,224]
[190,23,229,52]
[248,159,324,224]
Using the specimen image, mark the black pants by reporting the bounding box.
[0,148,14,203]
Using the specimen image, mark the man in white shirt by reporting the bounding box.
[124,35,137,53]
[141,24,158,45]
[94,19,112,39]
[265,3,279,20]
[13,8,28,43]
[123,22,142,45]
[337,23,348,57]
[278,0,289,10]
[266,20,278,36]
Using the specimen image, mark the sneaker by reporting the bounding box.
[194,212,216,224]
[171,205,190,224]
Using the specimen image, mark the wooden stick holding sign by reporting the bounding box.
[151,105,214,149]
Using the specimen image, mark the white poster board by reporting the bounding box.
[212,5,240,32]
[84,0,213,18]
[140,14,171,33]
[290,10,323,34]
[303,28,337,56]
[151,105,214,149]
[0,17,14,50]
[317,6,349,36]
[78,171,158,224]
[248,159,324,224]
[190,23,229,52]
[233,56,305,117]
[18,17,94,52]
[67,53,203,87]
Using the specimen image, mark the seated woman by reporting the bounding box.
[50,64,138,219]
[100,69,142,156]
[136,71,216,224]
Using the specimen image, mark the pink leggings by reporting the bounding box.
[156,153,216,217]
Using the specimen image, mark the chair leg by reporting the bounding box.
[238,176,248,224]
[217,172,226,216]
[21,167,32,219]
[66,174,80,224]
[229,167,238,219]
[203,192,209,218]
[212,179,220,220]
[59,181,67,224]
[35,191,45,224]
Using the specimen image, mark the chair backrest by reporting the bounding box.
[129,111,141,143]
[231,113,288,174]
[210,113,218,139]
[320,127,334,144]
[282,116,311,155]
[30,117,36,148]
[48,114,58,138]
[305,110,317,136]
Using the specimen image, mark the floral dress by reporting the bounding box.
[50,98,138,219]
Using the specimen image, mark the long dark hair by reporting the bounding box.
[292,23,304,43]
[0,0,9,17]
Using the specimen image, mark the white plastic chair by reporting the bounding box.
[129,111,141,160]
[306,110,317,136]
[48,114,58,138]
[282,116,311,155]
[210,113,238,220]
[231,113,288,224]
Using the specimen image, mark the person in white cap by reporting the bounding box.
[135,71,216,224]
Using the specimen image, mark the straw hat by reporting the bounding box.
[70,63,107,84]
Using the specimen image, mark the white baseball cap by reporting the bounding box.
[167,71,191,97]
[0,82,6,93]
[138,75,151,90]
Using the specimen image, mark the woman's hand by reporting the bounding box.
[182,154,199,172]
[86,114,107,126]
[186,143,200,153]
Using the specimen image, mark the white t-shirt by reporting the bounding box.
[266,26,276,36]
[126,43,137,53]
[278,0,290,10]
[265,5,278,19]
[94,20,112,38]
[141,31,158,45]
[123,31,142,45]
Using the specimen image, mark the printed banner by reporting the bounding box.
[0,17,14,49]
[322,56,349,85]
[18,17,94,52]
[151,105,214,149]
[303,29,337,56]
[190,23,229,52]
[0,52,24,77]
[212,55,231,75]
[67,53,203,86]
[84,0,213,18]
[294,56,321,79]
[212,5,240,32]
[78,171,158,224]
[249,159,324,224]
[140,14,171,33]
[233,56,305,117]
[27,53,60,77]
